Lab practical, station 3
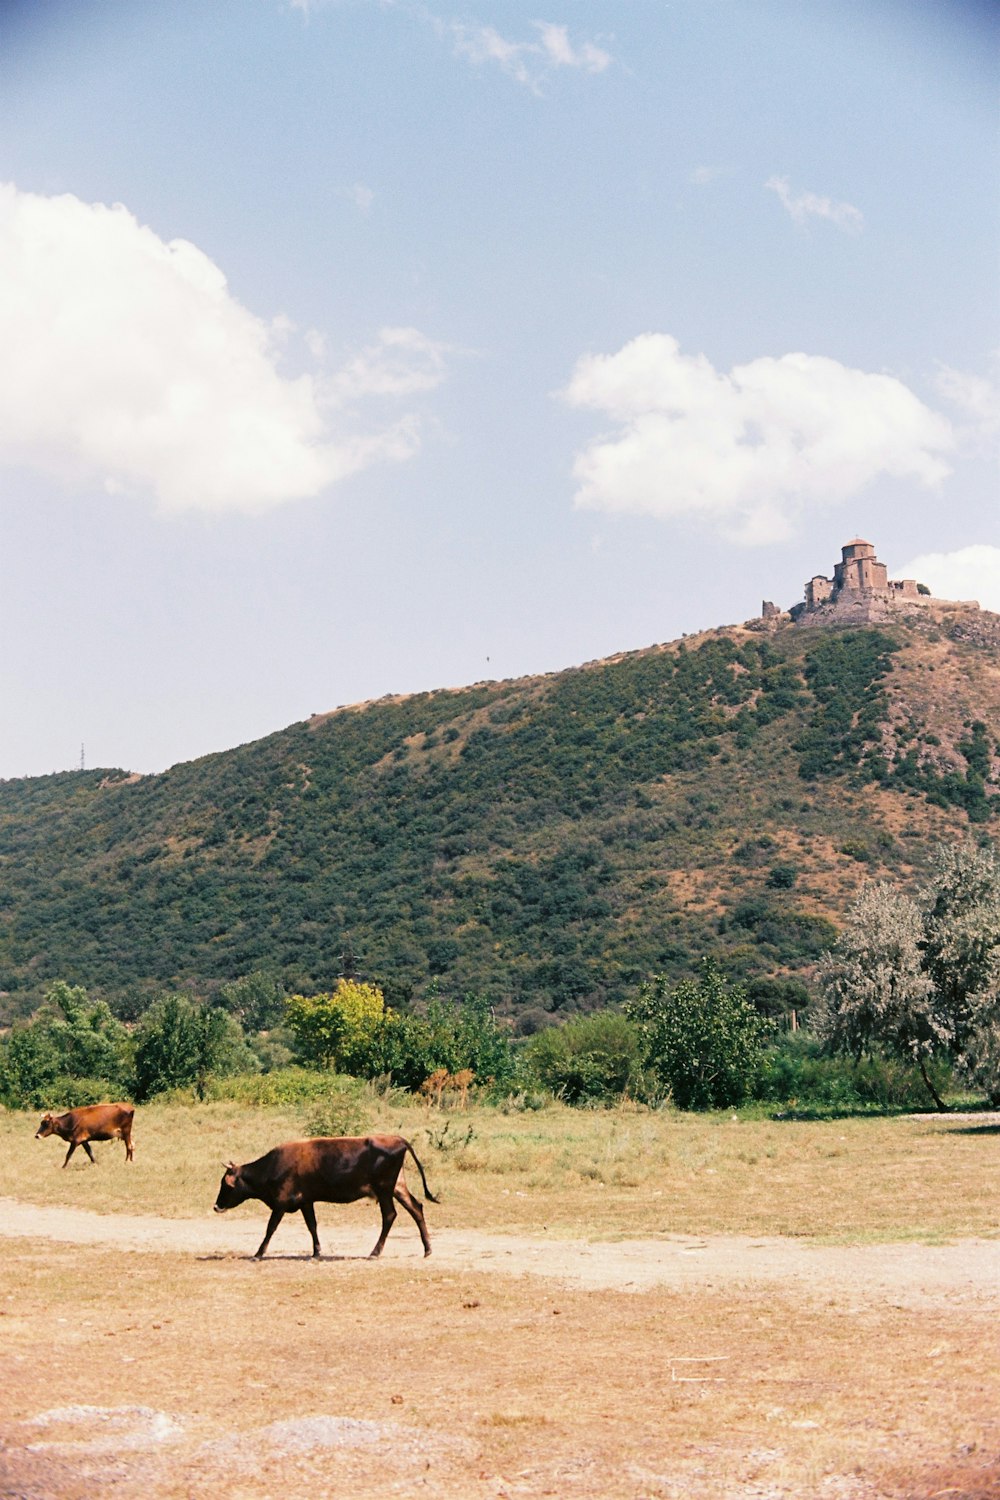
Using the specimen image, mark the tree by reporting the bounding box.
[0,980,132,1109]
[814,883,942,1106]
[284,982,517,1093]
[284,980,391,1073]
[816,843,1000,1107]
[133,995,258,1100]
[922,842,1000,1102]
[625,958,770,1109]
[217,971,286,1032]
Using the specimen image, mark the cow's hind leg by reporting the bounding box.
[123,1129,134,1162]
[394,1183,432,1256]
[254,1208,285,1259]
[369,1192,397,1258]
[301,1203,322,1258]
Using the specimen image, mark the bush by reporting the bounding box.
[626,959,771,1109]
[198,1066,349,1106]
[133,995,259,1101]
[523,1013,644,1104]
[382,994,517,1094]
[754,1033,954,1112]
[302,1080,372,1138]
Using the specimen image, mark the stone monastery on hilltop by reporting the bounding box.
[789,538,927,625]
[758,537,970,628]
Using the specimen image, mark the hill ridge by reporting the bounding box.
[0,606,996,1024]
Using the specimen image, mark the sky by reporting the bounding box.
[0,0,997,779]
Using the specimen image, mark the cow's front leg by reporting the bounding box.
[82,1142,96,1164]
[301,1203,322,1258]
[255,1208,285,1259]
[369,1193,397,1258]
[62,1141,77,1168]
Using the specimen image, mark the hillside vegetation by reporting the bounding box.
[1,603,997,1023]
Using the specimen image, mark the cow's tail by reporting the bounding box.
[404,1140,440,1204]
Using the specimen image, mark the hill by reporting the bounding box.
[1,601,998,1027]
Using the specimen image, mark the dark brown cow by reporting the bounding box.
[213,1134,438,1260]
[35,1104,135,1168]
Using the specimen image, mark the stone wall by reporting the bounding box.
[791,592,936,629]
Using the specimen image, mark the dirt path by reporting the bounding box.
[1,1195,996,1309]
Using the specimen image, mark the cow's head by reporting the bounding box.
[35,1114,57,1139]
[214,1162,250,1212]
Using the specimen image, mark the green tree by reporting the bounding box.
[0,980,132,1109]
[217,971,286,1032]
[626,959,770,1109]
[382,992,517,1092]
[284,980,391,1073]
[922,842,1000,1102]
[133,995,258,1100]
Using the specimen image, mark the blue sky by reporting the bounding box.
[0,0,997,777]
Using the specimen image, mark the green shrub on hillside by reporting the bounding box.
[796,631,899,782]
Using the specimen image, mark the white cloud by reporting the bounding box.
[533,22,611,74]
[690,164,724,186]
[766,175,864,235]
[562,334,953,545]
[325,326,453,401]
[934,361,1000,437]
[449,21,535,84]
[442,15,612,89]
[281,5,612,88]
[895,545,1000,611]
[0,183,446,514]
[349,181,376,215]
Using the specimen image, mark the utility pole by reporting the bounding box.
[80,743,85,772]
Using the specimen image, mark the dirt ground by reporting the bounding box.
[1,1194,999,1305]
[1,1196,998,1500]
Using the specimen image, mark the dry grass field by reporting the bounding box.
[1,1096,998,1241]
[1,1099,998,1500]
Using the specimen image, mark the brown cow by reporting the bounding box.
[35,1104,135,1168]
[213,1134,438,1260]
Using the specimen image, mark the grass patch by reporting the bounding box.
[3,1098,998,1243]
